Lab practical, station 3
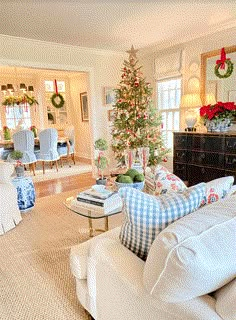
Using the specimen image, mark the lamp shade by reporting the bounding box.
[7,84,14,91]
[28,86,34,92]
[20,83,27,90]
[181,94,202,108]
[205,94,216,105]
[1,85,7,92]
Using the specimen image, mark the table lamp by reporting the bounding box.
[181,94,202,131]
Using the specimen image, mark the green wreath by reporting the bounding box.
[214,60,234,79]
[50,93,65,109]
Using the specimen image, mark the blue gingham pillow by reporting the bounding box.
[119,183,206,260]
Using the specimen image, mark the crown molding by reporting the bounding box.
[0,34,124,57]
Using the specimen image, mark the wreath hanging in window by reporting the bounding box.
[214,48,234,79]
[51,80,65,109]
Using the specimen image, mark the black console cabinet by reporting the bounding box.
[173,132,236,186]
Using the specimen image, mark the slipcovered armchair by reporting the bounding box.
[38,128,60,174]
[0,162,22,235]
[11,129,37,175]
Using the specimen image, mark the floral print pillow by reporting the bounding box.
[203,176,234,205]
[145,165,187,196]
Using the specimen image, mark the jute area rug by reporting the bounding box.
[27,163,92,183]
[0,189,122,320]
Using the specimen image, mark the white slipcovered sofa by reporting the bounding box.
[70,195,236,320]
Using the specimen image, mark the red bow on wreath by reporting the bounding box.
[216,48,231,70]
[54,79,58,95]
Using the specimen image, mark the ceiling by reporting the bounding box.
[0,1,236,52]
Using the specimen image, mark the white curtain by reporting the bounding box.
[154,50,183,80]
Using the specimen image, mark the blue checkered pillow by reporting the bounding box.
[119,183,206,260]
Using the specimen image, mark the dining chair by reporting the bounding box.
[12,129,37,175]
[38,128,60,174]
[57,125,76,166]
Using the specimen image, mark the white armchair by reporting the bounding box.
[0,162,22,235]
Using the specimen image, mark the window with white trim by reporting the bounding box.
[5,106,31,129]
[157,78,181,149]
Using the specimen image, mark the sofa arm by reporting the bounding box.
[89,237,145,294]
[70,227,120,280]
[90,238,222,320]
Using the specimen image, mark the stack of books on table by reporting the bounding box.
[75,188,123,214]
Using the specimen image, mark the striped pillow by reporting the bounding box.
[119,183,206,260]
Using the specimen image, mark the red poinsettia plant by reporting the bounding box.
[200,101,236,121]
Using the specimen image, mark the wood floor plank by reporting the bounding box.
[35,172,96,198]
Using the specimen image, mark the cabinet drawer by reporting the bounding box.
[189,151,224,167]
[188,165,225,186]
[191,135,225,152]
[174,134,187,149]
[173,163,187,181]
[225,155,236,170]
[225,137,236,154]
[174,150,188,162]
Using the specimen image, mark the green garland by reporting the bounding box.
[214,60,234,79]
[50,93,65,109]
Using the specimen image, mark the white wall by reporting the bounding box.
[69,73,91,159]
[0,34,125,161]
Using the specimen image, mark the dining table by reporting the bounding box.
[0,136,71,157]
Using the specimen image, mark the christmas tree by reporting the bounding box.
[111,46,169,166]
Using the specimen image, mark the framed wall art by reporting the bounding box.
[228,90,236,103]
[104,87,116,106]
[80,92,89,122]
[108,109,116,122]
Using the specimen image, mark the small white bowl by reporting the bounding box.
[92,184,106,192]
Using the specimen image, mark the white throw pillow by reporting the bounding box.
[118,183,206,260]
[215,278,236,320]
[203,176,234,204]
[144,196,236,302]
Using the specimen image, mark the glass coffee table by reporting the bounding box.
[64,196,122,237]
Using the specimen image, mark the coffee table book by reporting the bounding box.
[75,192,122,215]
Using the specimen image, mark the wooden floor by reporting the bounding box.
[35,172,96,198]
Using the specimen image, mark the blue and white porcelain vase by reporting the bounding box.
[205,118,232,132]
[12,176,36,212]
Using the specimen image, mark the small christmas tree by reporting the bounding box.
[111,46,169,167]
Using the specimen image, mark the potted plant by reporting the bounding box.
[9,150,24,177]
[94,138,109,185]
[30,125,37,138]
[3,126,11,140]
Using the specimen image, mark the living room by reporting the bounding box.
[0,2,236,320]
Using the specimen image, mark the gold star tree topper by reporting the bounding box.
[126,45,138,62]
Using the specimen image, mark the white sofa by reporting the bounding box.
[70,195,236,320]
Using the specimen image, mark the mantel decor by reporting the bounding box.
[200,101,236,132]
